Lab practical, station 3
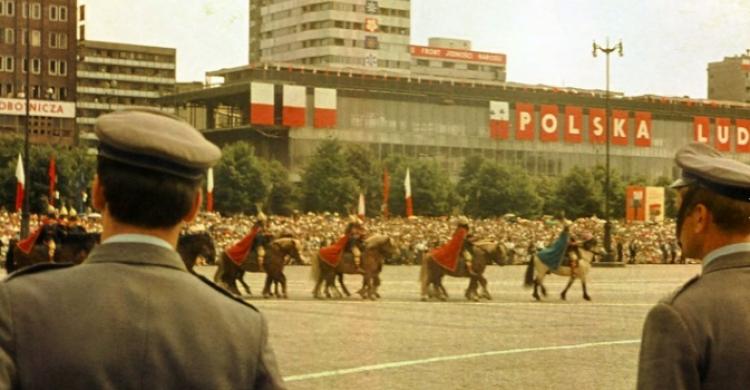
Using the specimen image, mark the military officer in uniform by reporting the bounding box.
[0,109,285,389]
[637,142,750,390]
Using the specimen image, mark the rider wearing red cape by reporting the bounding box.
[225,212,268,268]
[430,216,473,273]
[319,217,365,270]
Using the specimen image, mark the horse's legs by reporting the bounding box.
[373,275,381,299]
[262,275,273,299]
[582,280,591,301]
[280,273,288,299]
[561,277,575,301]
[313,275,324,299]
[337,273,351,297]
[237,271,252,296]
[465,278,479,302]
[479,275,491,300]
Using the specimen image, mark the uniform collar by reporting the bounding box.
[702,245,750,275]
[83,241,187,271]
[102,233,174,251]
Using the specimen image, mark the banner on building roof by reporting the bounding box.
[489,101,509,140]
[314,88,337,128]
[282,85,306,127]
[250,82,275,126]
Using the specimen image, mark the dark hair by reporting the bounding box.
[97,157,201,229]
[684,187,750,234]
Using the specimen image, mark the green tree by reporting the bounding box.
[300,140,358,214]
[552,166,602,219]
[533,175,558,216]
[213,142,267,215]
[260,159,295,216]
[384,156,456,217]
[653,176,677,218]
[463,161,541,218]
[343,144,382,217]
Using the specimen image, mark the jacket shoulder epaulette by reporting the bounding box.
[661,274,701,304]
[194,274,259,312]
[4,262,75,281]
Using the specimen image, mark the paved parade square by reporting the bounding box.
[196,264,699,390]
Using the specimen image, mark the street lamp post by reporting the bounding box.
[592,38,623,262]
[20,2,32,239]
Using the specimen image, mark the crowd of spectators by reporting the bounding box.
[0,210,685,265]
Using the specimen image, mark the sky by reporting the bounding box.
[82,0,750,99]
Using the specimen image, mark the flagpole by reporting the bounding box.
[20,1,31,238]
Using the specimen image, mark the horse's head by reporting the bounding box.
[200,232,217,265]
[274,237,305,265]
[473,241,507,266]
[365,234,398,257]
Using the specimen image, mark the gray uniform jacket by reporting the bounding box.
[637,251,750,390]
[0,242,286,389]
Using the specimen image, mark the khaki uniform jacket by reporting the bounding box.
[637,251,750,390]
[0,242,285,389]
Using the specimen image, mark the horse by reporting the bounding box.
[523,240,596,301]
[420,240,506,302]
[216,237,304,298]
[311,234,395,300]
[177,231,216,273]
[6,232,101,273]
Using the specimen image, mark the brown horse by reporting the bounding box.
[216,237,304,298]
[419,240,505,302]
[311,234,395,299]
[6,232,101,273]
[177,231,216,273]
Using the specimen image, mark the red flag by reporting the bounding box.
[404,168,413,217]
[206,168,214,212]
[382,168,390,218]
[48,155,56,206]
[15,154,24,212]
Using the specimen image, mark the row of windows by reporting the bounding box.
[298,55,409,69]
[414,59,505,73]
[0,56,67,76]
[79,48,175,63]
[0,2,68,21]
[0,83,69,99]
[1,28,68,49]
[261,20,409,39]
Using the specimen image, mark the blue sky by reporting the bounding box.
[83,0,750,98]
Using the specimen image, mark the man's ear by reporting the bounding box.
[184,189,202,223]
[691,204,710,234]
[91,175,106,211]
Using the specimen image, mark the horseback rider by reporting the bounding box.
[344,216,366,273]
[456,217,475,275]
[253,212,270,271]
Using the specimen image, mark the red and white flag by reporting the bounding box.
[282,85,306,127]
[250,82,275,125]
[206,167,214,212]
[382,168,390,218]
[489,101,509,140]
[357,193,365,219]
[314,88,337,128]
[15,154,24,212]
[404,168,413,217]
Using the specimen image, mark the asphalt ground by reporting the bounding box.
[193,264,701,390]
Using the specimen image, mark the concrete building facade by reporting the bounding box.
[707,51,750,103]
[161,64,750,184]
[410,38,506,82]
[0,0,77,144]
[249,0,411,72]
[76,40,176,134]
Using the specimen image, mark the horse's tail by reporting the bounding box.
[523,255,535,288]
[310,254,321,281]
[5,240,16,273]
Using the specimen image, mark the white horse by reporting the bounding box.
[523,245,595,301]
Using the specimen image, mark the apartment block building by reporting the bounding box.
[410,38,506,82]
[0,0,77,144]
[249,0,411,72]
[708,51,750,103]
[76,40,176,134]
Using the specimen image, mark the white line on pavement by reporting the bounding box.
[283,339,641,382]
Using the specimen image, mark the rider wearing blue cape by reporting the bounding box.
[537,225,571,271]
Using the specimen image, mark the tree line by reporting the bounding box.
[0,136,676,219]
